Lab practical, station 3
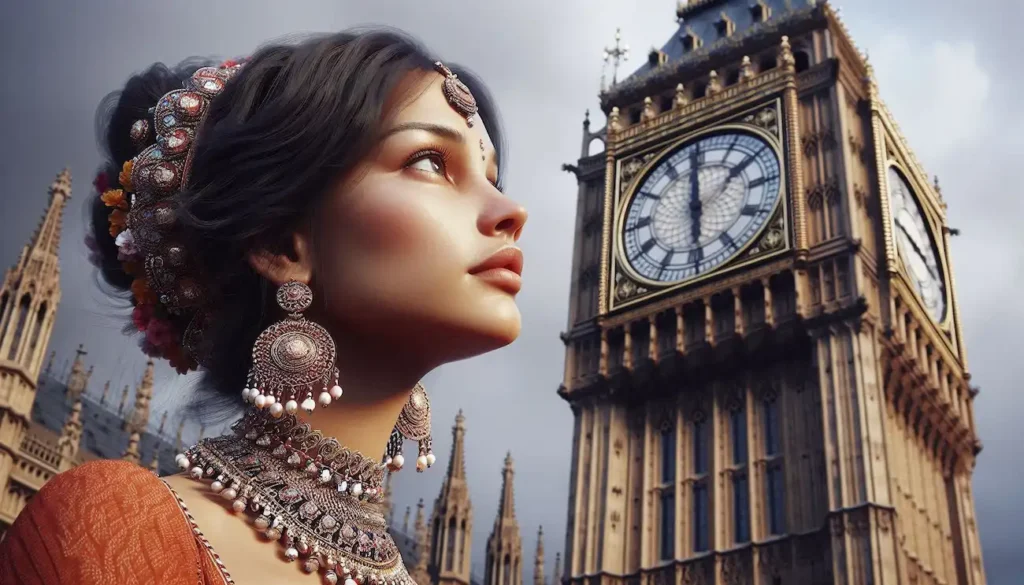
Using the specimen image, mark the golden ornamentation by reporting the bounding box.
[613,270,649,303]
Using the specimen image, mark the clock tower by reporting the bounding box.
[557,2,984,585]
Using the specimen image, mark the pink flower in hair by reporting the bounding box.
[132,304,153,332]
[93,171,109,194]
[145,317,177,349]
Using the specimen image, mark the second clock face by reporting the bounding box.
[887,167,947,322]
[621,130,782,284]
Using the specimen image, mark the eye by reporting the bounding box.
[406,151,446,176]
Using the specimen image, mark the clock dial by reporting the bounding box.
[621,131,782,284]
[887,167,947,322]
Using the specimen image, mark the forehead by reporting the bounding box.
[387,72,495,147]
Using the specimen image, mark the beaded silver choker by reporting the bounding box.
[176,410,413,585]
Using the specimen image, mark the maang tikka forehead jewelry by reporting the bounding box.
[384,383,436,472]
[434,61,478,127]
[242,281,344,416]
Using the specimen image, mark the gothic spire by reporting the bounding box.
[100,380,111,405]
[403,505,412,534]
[66,344,90,400]
[446,409,468,480]
[122,431,141,465]
[552,552,561,585]
[158,410,168,435]
[485,452,523,585]
[125,359,154,433]
[409,498,431,585]
[498,451,517,520]
[534,526,546,585]
[29,168,72,266]
[57,397,83,471]
[118,384,129,415]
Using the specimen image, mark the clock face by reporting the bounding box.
[621,130,782,284]
[887,167,947,322]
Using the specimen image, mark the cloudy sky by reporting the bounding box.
[1,0,1020,582]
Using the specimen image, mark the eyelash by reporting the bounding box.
[404,146,502,192]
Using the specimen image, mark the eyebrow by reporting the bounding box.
[382,121,465,143]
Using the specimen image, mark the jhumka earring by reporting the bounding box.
[384,383,436,472]
[242,281,343,416]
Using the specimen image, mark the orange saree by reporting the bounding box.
[0,460,230,585]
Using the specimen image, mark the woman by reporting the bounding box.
[0,29,526,585]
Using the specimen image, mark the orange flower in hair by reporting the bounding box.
[101,188,128,210]
[108,209,128,237]
[119,160,134,192]
[131,278,158,305]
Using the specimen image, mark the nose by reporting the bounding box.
[479,190,528,242]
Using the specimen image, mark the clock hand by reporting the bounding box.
[688,145,703,246]
[894,220,940,280]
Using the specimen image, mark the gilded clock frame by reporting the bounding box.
[608,102,791,312]
[883,160,954,332]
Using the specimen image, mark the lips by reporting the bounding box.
[469,246,523,294]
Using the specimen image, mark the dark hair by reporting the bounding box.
[89,28,506,425]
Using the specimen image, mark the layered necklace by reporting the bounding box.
[176,409,413,585]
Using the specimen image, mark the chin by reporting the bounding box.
[445,299,521,361]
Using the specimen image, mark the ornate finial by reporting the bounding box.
[601,28,630,91]
[779,36,796,71]
[534,525,546,585]
[122,431,141,465]
[552,552,562,585]
[739,56,754,82]
[118,384,129,415]
[641,97,656,122]
[583,109,590,129]
[100,380,110,405]
[674,83,688,108]
[707,70,722,96]
[608,107,622,134]
[403,505,411,533]
[158,410,168,435]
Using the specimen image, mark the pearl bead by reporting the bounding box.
[189,466,203,479]
[254,516,270,530]
[392,454,404,469]
[426,453,436,466]
[350,483,363,497]
[285,547,299,561]
[265,527,281,541]
[297,540,310,554]
[285,399,298,414]
[222,487,238,500]
[210,480,224,493]
[330,384,344,399]
[416,455,428,471]
[325,571,339,584]
[231,498,246,513]
[267,394,277,406]
[319,469,332,484]
[175,454,189,470]
[254,394,267,408]
[345,579,357,585]
[303,558,320,573]
[318,391,332,408]
[269,402,285,418]
[301,397,316,413]
[241,387,251,401]
[338,480,348,493]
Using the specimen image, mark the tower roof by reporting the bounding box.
[12,168,72,278]
[497,451,517,521]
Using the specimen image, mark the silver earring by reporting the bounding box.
[385,383,435,472]
[241,281,344,416]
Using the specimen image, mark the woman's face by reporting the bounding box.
[314,72,527,367]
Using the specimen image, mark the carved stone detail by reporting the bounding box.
[744,210,786,257]
[614,270,650,303]
[618,152,658,195]
[740,106,779,137]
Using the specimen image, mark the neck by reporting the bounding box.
[297,337,428,459]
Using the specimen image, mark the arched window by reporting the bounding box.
[7,294,31,360]
[459,519,468,572]
[0,292,9,339]
[446,517,457,570]
[794,50,811,73]
[431,517,442,566]
[27,302,48,365]
[503,554,512,585]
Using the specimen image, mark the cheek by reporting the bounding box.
[318,178,471,313]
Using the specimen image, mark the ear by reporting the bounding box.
[247,231,314,287]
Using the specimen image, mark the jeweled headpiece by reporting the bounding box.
[99,59,246,372]
[434,61,478,127]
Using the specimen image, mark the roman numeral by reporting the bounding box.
[741,204,760,216]
[628,217,652,230]
[720,233,736,250]
[641,238,657,254]
[688,248,704,265]
[656,251,674,280]
[665,166,678,181]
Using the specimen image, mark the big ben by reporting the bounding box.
[557,2,984,585]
